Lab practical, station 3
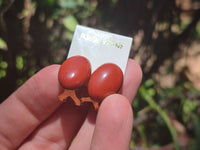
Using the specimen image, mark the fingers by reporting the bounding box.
[69,111,96,150]
[90,94,133,150]
[19,102,88,150]
[0,59,142,150]
[69,59,142,150]
[0,65,62,149]
[120,59,143,103]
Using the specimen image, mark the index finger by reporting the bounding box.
[0,65,62,149]
[120,59,143,103]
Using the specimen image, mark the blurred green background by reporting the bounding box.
[0,0,200,149]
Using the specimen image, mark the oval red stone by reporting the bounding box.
[88,63,123,102]
[58,56,91,89]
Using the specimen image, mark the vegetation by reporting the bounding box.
[0,0,200,149]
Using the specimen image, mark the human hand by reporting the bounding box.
[0,59,142,150]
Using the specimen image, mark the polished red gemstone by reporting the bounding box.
[58,56,91,89]
[88,63,123,102]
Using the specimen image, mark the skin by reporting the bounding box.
[0,59,142,150]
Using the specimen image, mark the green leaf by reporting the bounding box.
[147,88,156,97]
[63,15,78,32]
[65,31,74,41]
[58,0,84,9]
[16,56,24,70]
[47,0,55,6]
[144,79,154,87]
[0,61,8,69]
[196,23,200,37]
[183,99,197,114]
[0,70,6,78]
[0,0,3,6]
[0,38,8,50]
[59,1,78,9]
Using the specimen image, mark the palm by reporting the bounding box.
[0,59,142,150]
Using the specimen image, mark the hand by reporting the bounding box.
[0,59,142,150]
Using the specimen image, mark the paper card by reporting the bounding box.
[67,25,133,74]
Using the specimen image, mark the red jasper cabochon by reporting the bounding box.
[58,55,91,89]
[88,63,123,102]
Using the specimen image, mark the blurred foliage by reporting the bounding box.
[0,38,7,50]
[0,0,200,149]
[134,79,200,149]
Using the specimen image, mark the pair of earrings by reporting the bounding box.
[58,55,123,110]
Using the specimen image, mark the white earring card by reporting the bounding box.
[67,25,133,74]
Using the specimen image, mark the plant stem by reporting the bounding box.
[145,98,180,150]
